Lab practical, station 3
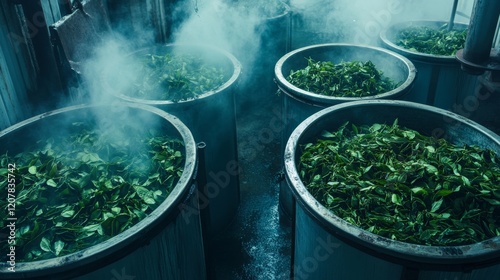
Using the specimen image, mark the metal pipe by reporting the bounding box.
[462,0,500,64]
[196,141,211,236]
[195,141,215,279]
[448,0,459,31]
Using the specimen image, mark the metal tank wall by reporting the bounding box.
[0,103,207,280]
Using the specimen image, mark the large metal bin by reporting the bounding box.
[106,44,242,236]
[274,43,416,221]
[236,1,291,113]
[284,100,500,280]
[0,103,205,279]
[379,20,478,111]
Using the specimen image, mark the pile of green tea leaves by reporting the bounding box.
[287,58,400,97]
[299,120,500,246]
[0,122,184,262]
[131,53,226,101]
[396,24,467,56]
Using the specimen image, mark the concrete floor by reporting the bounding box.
[208,74,293,279]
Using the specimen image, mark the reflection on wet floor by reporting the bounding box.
[211,87,292,280]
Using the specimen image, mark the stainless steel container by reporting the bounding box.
[285,100,500,280]
[106,44,242,236]
[0,103,205,279]
[379,20,478,111]
[236,1,291,113]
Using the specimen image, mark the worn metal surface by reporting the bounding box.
[284,100,500,279]
[380,21,478,110]
[463,0,500,65]
[106,0,182,44]
[0,1,38,129]
[0,103,206,280]
[457,0,500,74]
[50,0,111,74]
[106,44,242,237]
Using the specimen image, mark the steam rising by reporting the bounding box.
[63,0,474,163]
[77,33,162,153]
[72,0,474,108]
[171,0,273,74]
[290,0,471,47]
[61,0,474,137]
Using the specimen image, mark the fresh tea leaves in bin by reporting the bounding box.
[396,24,467,56]
[0,122,184,262]
[287,58,400,97]
[130,53,226,101]
[299,120,500,246]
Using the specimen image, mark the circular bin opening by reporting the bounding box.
[275,43,416,107]
[380,20,468,63]
[105,43,241,105]
[379,21,470,109]
[285,100,500,279]
[0,103,204,279]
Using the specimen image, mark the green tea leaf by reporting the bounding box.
[111,207,121,214]
[47,179,57,187]
[483,198,500,206]
[134,186,156,205]
[35,208,43,216]
[425,164,438,174]
[411,187,427,195]
[431,199,443,213]
[40,237,51,252]
[28,166,37,175]
[54,240,65,256]
[425,146,435,153]
[321,131,336,138]
[391,194,402,205]
[435,189,454,197]
[61,209,75,218]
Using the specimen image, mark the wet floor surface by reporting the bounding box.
[209,83,293,279]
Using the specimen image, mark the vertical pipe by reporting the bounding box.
[463,0,500,64]
[196,142,215,279]
[448,0,459,31]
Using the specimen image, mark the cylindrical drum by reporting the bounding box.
[380,20,477,111]
[285,100,500,280]
[106,44,242,235]
[0,103,205,279]
[236,1,291,110]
